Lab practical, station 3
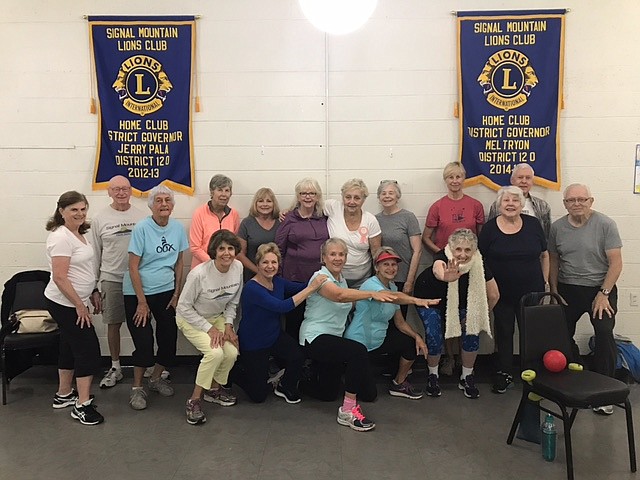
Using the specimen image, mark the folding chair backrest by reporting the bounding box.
[1,270,51,326]
[12,281,49,312]
[519,292,574,371]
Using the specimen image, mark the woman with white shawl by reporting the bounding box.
[414,228,499,399]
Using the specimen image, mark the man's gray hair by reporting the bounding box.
[510,163,535,182]
[563,183,592,198]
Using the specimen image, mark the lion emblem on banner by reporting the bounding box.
[112,55,173,116]
[477,49,538,112]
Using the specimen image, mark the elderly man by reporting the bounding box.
[549,183,623,415]
[90,176,146,388]
[488,163,551,237]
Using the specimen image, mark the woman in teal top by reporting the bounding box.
[300,238,395,432]
[345,247,438,400]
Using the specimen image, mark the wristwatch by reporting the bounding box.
[599,288,610,296]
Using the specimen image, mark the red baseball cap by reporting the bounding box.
[375,252,402,264]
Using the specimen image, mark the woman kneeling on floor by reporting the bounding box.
[176,230,243,425]
[231,243,326,404]
[300,238,396,432]
[414,228,499,399]
[344,247,439,400]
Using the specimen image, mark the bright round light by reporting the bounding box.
[299,0,378,35]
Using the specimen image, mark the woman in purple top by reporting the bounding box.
[275,177,329,340]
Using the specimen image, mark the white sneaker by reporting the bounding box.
[99,368,123,389]
[593,405,614,415]
[129,388,148,410]
[144,367,170,380]
[336,404,375,432]
[267,368,285,386]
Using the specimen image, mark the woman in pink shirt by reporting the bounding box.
[189,174,240,270]
[421,162,485,376]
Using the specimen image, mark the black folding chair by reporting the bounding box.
[0,270,60,405]
[507,292,636,480]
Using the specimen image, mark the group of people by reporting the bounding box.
[42,163,623,428]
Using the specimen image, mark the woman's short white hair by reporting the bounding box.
[447,228,478,251]
[320,237,348,262]
[376,180,401,199]
[291,177,324,216]
[341,178,369,198]
[147,185,175,208]
[496,185,525,207]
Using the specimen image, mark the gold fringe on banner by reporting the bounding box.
[193,19,201,112]
[87,20,98,114]
[453,102,459,118]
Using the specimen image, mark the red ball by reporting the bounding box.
[543,350,567,373]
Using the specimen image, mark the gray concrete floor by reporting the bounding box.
[0,365,637,480]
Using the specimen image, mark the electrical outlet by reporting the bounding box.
[631,292,639,307]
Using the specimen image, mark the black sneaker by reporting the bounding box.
[388,379,423,400]
[425,374,442,397]
[52,389,78,409]
[459,374,480,399]
[491,371,514,394]
[274,384,301,404]
[70,399,104,425]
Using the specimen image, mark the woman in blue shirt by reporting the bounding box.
[345,248,438,400]
[232,243,326,404]
[123,185,189,411]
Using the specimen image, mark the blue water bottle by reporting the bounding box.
[541,413,557,462]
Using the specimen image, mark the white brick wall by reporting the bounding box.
[2,0,639,355]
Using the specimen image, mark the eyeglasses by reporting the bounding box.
[379,180,398,185]
[563,197,592,205]
[110,187,131,193]
[299,192,317,197]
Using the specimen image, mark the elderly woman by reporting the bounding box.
[376,180,422,316]
[189,174,240,269]
[123,185,189,410]
[45,191,103,425]
[478,186,548,394]
[487,163,552,238]
[325,178,382,289]
[176,230,243,425]
[231,243,326,405]
[422,162,485,376]
[415,229,499,399]
[237,188,280,283]
[344,248,438,400]
[300,238,396,432]
[275,178,330,340]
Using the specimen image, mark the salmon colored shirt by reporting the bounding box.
[189,202,240,269]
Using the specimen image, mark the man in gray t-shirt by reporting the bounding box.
[549,184,622,413]
[90,176,146,388]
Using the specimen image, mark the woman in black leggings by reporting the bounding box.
[299,238,395,432]
[45,191,103,425]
